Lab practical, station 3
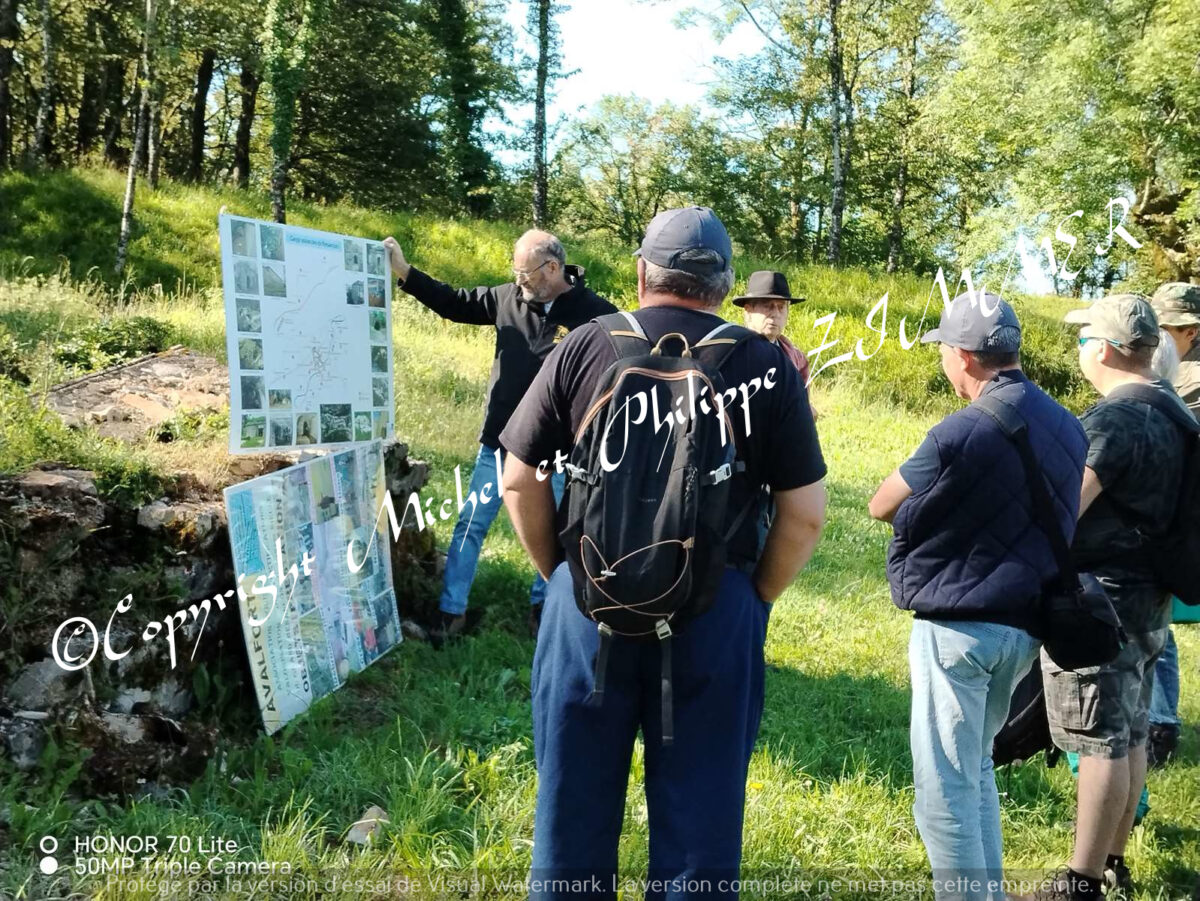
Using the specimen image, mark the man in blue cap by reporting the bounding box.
[869,292,1088,901]
[501,207,827,898]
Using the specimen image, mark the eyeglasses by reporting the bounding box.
[513,259,552,280]
[1078,336,1126,349]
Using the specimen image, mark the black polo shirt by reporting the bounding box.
[501,305,826,562]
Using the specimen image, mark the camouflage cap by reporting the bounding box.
[1150,282,1200,328]
[1064,293,1160,347]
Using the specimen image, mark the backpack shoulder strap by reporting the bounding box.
[974,393,1027,438]
[597,311,651,360]
[1104,383,1200,434]
[974,394,1076,588]
[692,322,761,371]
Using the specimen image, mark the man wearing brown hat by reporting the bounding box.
[1152,282,1200,414]
[1037,294,1195,901]
[733,270,810,384]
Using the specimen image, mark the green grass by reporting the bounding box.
[0,168,1196,900]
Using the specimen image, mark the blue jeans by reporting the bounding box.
[1149,627,1180,727]
[530,563,770,900]
[439,444,566,616]
[909,619,1040,901]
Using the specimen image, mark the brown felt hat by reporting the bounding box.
[732,270,806,307]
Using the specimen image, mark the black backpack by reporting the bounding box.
[559,311,763,743]
[992,662,1061,768]
[1102,383,1200,606]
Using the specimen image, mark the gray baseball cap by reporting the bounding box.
[1150,282,1200,328]
[1064,293,1160,347]
[634,206,732,276]
[920,292,1022,353]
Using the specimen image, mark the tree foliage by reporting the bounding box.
[0,0,1193,288]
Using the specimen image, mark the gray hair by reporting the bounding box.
[520,234,566,266]
[643,251,734,306]
[1151,328,1180,382]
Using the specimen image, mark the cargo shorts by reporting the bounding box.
[1041,626,1170,759]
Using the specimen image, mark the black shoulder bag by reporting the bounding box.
[975,395,1126,671]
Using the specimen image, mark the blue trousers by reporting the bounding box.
[1148,627,1180,728]
[439,444,565,616]
[530,563,770,901]
[909,619,1039,901]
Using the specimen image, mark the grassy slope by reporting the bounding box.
[0,170,1196,899]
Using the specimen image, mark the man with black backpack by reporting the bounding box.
[868,293,1088,901]
[1036,294,1198,901]
[499,207,827,898]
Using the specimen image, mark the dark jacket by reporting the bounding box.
[400,265,617,448]
[887,371,1088,635]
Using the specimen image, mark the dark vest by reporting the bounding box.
[887,371,1088,634]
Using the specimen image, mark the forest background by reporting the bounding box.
[0,0,1197,290]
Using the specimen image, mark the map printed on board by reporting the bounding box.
[225,440,401,734]
[220,214,395,453]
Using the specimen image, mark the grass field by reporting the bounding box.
[0,169,1197,900]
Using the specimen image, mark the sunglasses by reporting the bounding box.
[1078,336,1126,349]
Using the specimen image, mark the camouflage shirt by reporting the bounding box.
[1073,380,1190,631]
[1177,341,1200,415]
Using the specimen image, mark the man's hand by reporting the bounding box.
[382,236,411,282]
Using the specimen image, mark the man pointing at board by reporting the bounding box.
[382,231,616,642]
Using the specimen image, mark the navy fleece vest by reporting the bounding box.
[887,371,1088,634]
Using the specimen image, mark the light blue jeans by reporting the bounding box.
[1149,627,1180,727]
[439,444,566,616]
[909,619,1040,901]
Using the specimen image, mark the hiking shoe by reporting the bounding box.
[528,603,543,639]
[1103,857,1132,898]
[1147,724,1179,768]
[1032,868,1100,901]
[429,611,467,649]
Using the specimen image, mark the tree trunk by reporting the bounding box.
[115,0,158,276]
[137,99,149,169]
[268,114,291,223]
[32,0,55,165]
[147,89,162,188]
[101,60,127,166]
[886,34,918,275]
[265,0,318,224]
[825,0,845,265]
[0,0,19,168]
[233,61,258,189]
[531,0,550,227]
[187,47,216,181]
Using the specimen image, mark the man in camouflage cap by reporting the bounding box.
[1151,282,1200,414]
[1037,294,1194,901]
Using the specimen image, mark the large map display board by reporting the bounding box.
[219,214,395,453]
[225,441,401,733]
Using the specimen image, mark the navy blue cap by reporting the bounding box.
[921,292,1022,353]
[634,207,732,276]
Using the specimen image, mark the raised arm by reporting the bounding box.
[383,235,499,326]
